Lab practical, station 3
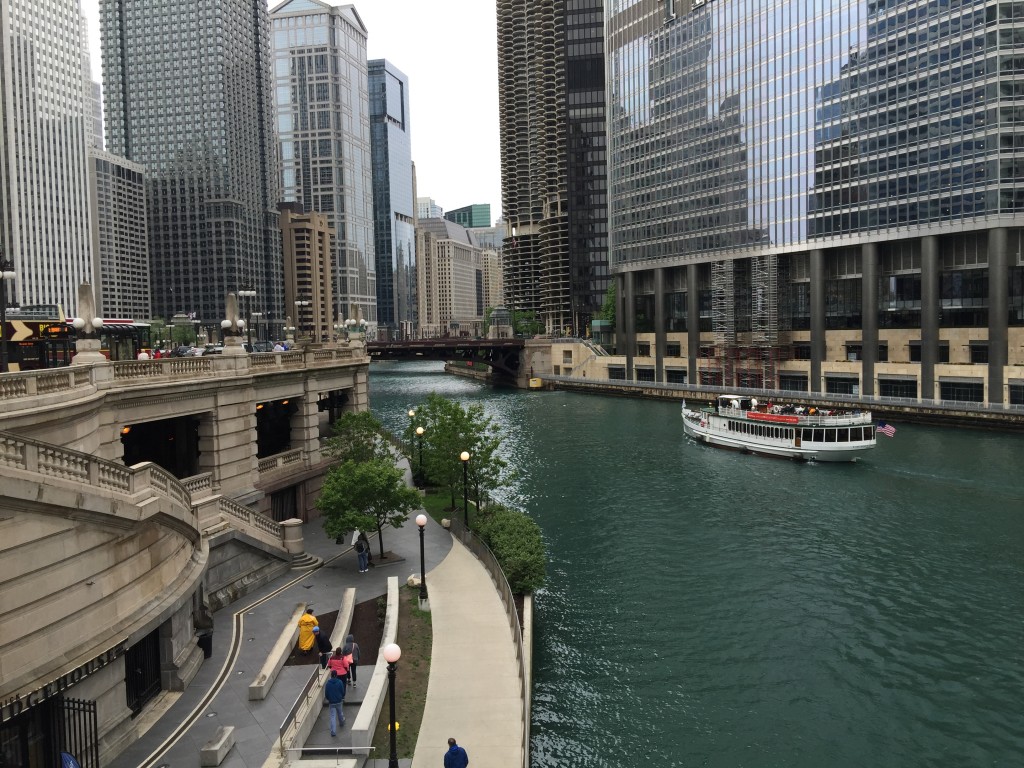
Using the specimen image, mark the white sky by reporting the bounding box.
[79,0,502,225]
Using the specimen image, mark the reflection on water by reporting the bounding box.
[370,362,1024,767]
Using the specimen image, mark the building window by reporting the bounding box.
[636,342,651,356]
[792,343,811,360]
[825,376,859,395]
[909,341,950,363]
[699,369,723,386]
[666,368,687,384]
[608,366,626,380]
[666,342,681,357]
[636,367,655,382]
[1010,383,1024,405]
[970,343,989,364]
[699,345,715,358]
[879,378,917,399]
[939,380,984,403]
[779,374,808,392]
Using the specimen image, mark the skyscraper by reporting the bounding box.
[271,0,376,330]
[101,0,282,325]
[497,0,609,336]
[369,59,416,339]
[445,204,491,229]
[605,0,1024,406]
[1,1,93,311]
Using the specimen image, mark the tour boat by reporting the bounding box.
[681,395,877,462]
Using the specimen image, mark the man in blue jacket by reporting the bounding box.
[443,737,469,768]
[325,670,346,736]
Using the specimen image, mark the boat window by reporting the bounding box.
[864,426,874,440]
[838,428,849,442]
[814,429,824,442]
[825,429,836,442]
[801,429,810,441]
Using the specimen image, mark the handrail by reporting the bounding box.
[216,495,283,538]
[279,664,322,751]
[450,520,530,768]
[0,430,199,537]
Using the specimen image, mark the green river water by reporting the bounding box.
[370,361,1024,768]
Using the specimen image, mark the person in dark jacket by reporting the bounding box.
[342,633,361,686]
[314,626,333,668]
[325,671,346,736]
[444,737,469,768]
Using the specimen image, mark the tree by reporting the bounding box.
[416,394,473,509]
[316,458,420,558]
[461,403,507,514]
[599,282,617,326]
[511,310,544,337]
[323,410,390,464]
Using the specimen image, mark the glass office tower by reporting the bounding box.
[271,0,376,329]
[102,0,282,327]
[369,59,416,339]
[606,0,1024,406]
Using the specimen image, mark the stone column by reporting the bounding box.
[809,249,825,393]
[861,243,878,397]
[623,271,636,380]
[687,263,700,385]
[654,267,666,382]
[988,228,1009,405]
[920,236,939,401]
[281,518,305,556]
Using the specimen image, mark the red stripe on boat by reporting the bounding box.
[746,412,800,424]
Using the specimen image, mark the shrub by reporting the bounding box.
[477,508,546,594]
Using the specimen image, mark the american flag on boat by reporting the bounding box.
[876,421,896,438]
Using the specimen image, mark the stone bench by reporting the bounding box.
[200,726,235,767]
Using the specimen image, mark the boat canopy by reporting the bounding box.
[718,395,756,410]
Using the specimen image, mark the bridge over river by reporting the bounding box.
[367,338,526,381]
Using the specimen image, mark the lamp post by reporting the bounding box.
[415,426,425,487]
[416,513,428,601]
[383,642,402,768]
[407,409,416,457]
[0,259,16,374]
[460,451,470,528]
[250,312,263,343]
[295,299,311,339]
[238,289,256,348]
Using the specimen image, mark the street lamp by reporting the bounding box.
[250,312,263,343]
[238,289,256,347]
[416,513,428,601]
[407,409,416,460]
[295,299,311,339]
[460,451,470,528]
[0,259,16,374]
[383,642,402,768]
[415,426,425,487]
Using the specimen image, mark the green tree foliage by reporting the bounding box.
[599,282,617,325]
[478,507,546,594]
[511,310,544,337]
[323,410,391,464]
[316,458,420,557]
[412,394,507,512]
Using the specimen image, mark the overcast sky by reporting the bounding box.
[79,0,502,225]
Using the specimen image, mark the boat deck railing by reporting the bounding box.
[717,406,872,426]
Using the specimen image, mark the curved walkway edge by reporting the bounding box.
[411,537,525,768]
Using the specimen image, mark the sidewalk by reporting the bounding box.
[107,456,525,768]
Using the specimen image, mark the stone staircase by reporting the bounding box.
[290,551,323,570]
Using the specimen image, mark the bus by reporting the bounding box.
[1,306,152,371]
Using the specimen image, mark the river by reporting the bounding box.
[369,361,1024,768]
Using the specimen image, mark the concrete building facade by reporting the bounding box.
[369,59,416,340]
[271,0,377,332]
[1,0,93,310]
[417,219,488,337]
[416,197,444,220]
[603,0,1024,407]
[280,202,335,344]
[89,149,150,320]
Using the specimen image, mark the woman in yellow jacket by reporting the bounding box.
[297,608,319,653]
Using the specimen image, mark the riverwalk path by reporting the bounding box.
[108,457,525,768]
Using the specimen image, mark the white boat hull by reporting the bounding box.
[681,405,875,463]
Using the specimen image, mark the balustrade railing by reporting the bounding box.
[258,449,305,475]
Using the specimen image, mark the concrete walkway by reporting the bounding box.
[412,540,524,768]
[106,454,526,768]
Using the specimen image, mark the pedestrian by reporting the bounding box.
[342,633,360,686]
[444,737,469,768]
[297,608,318,655]
[327,647,351,680]
[314,626,332,668]
[354,534,369,573]
[324,670,346,736]
[358,531,373,568]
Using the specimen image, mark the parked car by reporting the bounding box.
[169,345,194,357]
[250,340,274,353]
